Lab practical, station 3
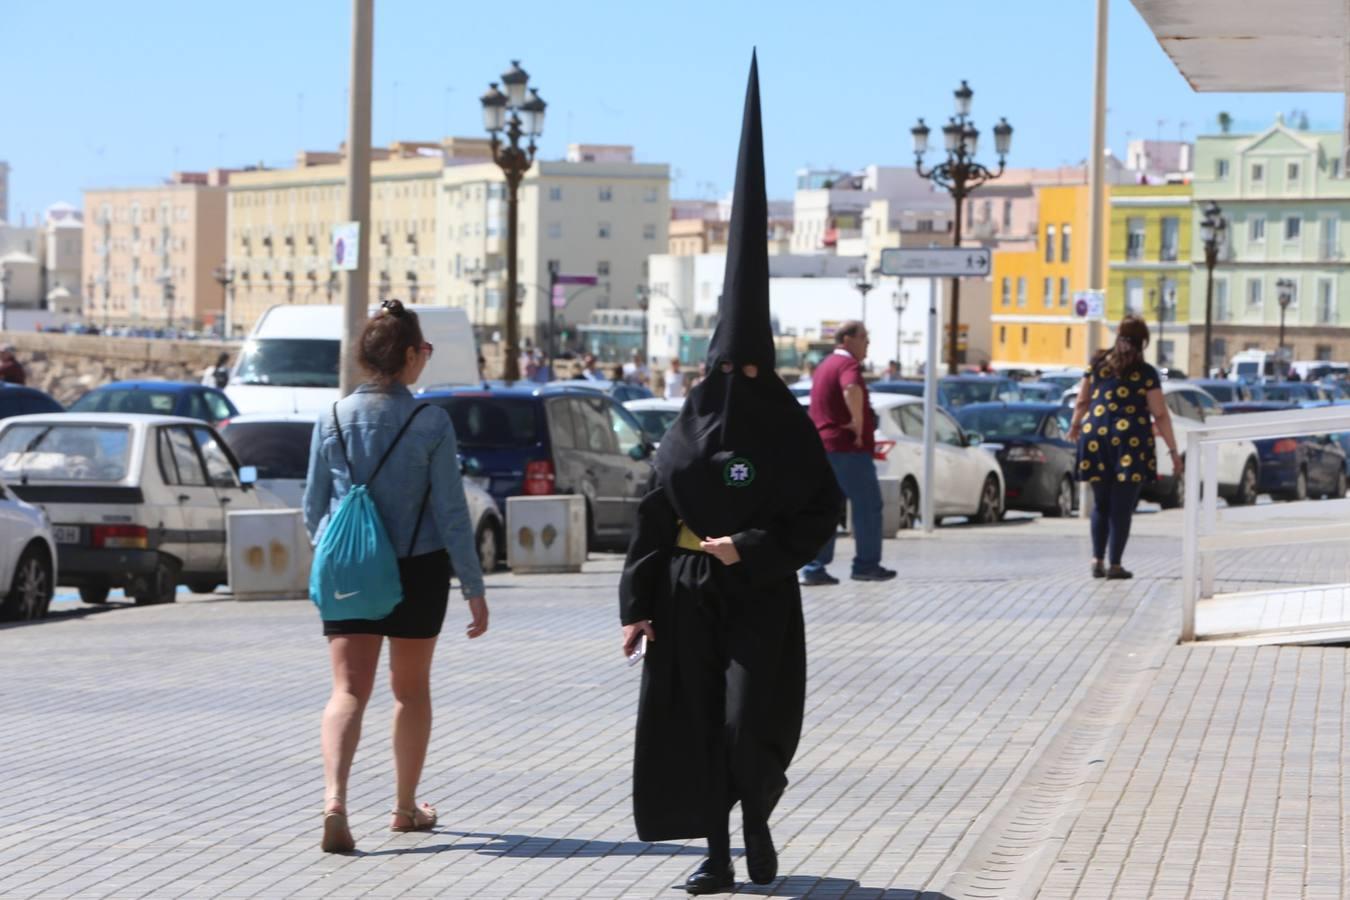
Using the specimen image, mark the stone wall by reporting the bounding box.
[0,331,233,404]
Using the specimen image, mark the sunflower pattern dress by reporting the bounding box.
[1076,361,1160,485]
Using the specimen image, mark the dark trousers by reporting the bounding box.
[1090,482,1143,566]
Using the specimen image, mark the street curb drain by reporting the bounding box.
[936,582,1178,899]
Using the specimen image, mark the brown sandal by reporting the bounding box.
[390,802,438,833]
[321,796,355,853]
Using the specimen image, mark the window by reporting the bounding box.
[1287,162,1301,184]
[1247,278,1263,308]
[1126,218,1146,260]
[1333,159,1343,178]
[1002,199,1013,229]
[1016,277,1026,307]
[1250,216,1266,242]
[1252,163,1264,182]
[1285,216,1301,241]
[598,222,611,239]
[204,392,233,422]
[1322,216,1340,258]
[608,404,645,457]
[1316,344,1334,361]
[1065,327,1073,349]
[642,224,657,240]
[1021,326,1029,346]
[598,185,613,202]
[1000,277,1010,306]
[935,410,963,446]
[1318,278,1336,324]
[1061,224,1071,262]
[1215,159,1230,180]
[546,399,577,449]
[192,428,239,488]
[548,186,562,201]
[571,397,617,453]
[1125,278,1144,315]
[546,222,562,240]
[643,187,659,202]
[1059,277,1070,307]
[1043,277,1053,308]
[1215,279,1231,321]
[1210,338,1227,364]
[1044,224,1056,263]
[1160,217,1179,261]
[161,427,207,486]
[597,261,610,277]
[999,325,1007,344]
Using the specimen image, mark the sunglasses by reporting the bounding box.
[420,341,434,358]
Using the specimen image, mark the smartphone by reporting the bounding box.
[627,633,647,667]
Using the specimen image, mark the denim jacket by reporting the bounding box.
[303,382,486,599]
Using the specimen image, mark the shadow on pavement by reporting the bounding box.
[0,603,129,630]
[361,831,703,858]
[731,880,952,899]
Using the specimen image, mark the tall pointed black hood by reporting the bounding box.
[707,51,775,372]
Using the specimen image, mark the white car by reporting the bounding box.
[1063,380,1260,507]
[0,476,57,621]
[0,413,266,604]
[796,394,1006,527]
[218,412,507,573]
[622,398,684,444]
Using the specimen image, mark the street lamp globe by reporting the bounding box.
[962,124,979,158]
[501,60,529,107]
[480,83,507,133]
[942,118,962,154]
[520,88,547,137]
[911,118,931,157]
[993,117,1013,158]
[893,290,908,314]
[954,80,973,117]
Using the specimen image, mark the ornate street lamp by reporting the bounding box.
[1200,201,1227,376]
[851,268,876,322]
[1276,277,1295,379]
[212,263,236,339]
[912,81,1012,374]
[481,61,546,382]
[893,289,909,375]
[1153,276,1174,368]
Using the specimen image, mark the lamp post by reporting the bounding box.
[635,284,649,368]
[1154,275,1173,368]
[912,80,1013,374]
[892,288,909,375]
[481,61,546,383]
[851,268,876,322]
[1200,201,1226,376]
[212,263,235,339]
[1276,277,1295,379]
[0,267,10,333]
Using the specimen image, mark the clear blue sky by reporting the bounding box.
[5,0,1343,222]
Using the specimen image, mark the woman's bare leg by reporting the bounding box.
[322,634,382,813]
[388,636,438,824]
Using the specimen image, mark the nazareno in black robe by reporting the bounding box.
[618,51,842,844]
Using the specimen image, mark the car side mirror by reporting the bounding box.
[238,465,258,487]
[629,442,654,461]
[966,432,982,447]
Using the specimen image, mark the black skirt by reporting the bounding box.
[322,550,451,639]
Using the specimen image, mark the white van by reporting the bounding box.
[224,305,479,415]
[1290,360,1349,382]
[1229,349,1279,383]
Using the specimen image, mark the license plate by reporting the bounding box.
[467,476,490,492]
[52,526,81,544]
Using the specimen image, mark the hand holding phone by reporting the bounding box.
[622,621,654,664]
[627,633,647,667]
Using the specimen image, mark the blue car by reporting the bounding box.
[1248,381,1333,407]
[68,380,239,424]
[1186,379,1251,404]
[417,383,654,550]
[0,384,63,420]
[1225,402,1348,500]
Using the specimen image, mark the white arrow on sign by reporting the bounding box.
[879,247,992,278]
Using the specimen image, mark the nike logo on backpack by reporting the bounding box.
[335,590,360,600]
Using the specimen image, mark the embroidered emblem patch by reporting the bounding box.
[723,457,756,488]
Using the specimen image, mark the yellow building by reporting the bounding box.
[990,184,1100,369]
[1107,183,1193,370]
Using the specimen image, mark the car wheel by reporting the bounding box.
[1293,467,1309,502]
[1047,477,1074,518]
[1232,459,1258,507]
[79,585,111,605]
[0,545,52,622]
[476,518,502,574]
[186,580,220,595]
[134,558,180,606]
[975,475,1002,525]
[898,479,919,530]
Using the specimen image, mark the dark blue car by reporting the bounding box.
[417,383,654,550]
[1249,382,1333,407]
[955,402,1078,517]
[68,380,239,424]
[1225,402,1347,500]
[1186,379,1251,404]
[0,384,63,420]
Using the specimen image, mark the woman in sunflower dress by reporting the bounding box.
[1067,315,1182,579]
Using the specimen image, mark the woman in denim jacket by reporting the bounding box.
[303,300,488,853]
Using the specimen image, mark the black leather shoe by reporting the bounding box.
[799,569,839,586]
[744,826,778,884]
[685,858,735,895]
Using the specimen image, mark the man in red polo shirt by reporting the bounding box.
[800,321,895,585]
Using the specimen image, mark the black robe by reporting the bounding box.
[619,472,841,842]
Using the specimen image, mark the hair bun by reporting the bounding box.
[380,298,406,317]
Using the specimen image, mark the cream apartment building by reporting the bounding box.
[437,144,670,349]
[82,171,230,330]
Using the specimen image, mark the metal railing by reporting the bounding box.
[1181,404,1350,641]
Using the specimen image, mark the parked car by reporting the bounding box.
[1037,370,1085,394]
[1015,382,1063,403]
[622,398,684,443]
[939,375,1022,409]
[863,393,1006,527]
[554,378,654,404]
[1186,379,1251,404]
[870,380,943,405]
[417,384,654,549]
[0,385,63,420]
[1064,380,1260,507]
[1223,402,1348,500]
[0,475,57,621]
[0,413,266,604]
[1248,381,1333,407]
[218,413,506,572]
[69,381,239,425]
[955,403,1078,517]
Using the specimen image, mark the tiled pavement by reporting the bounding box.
[0,509,1346,899]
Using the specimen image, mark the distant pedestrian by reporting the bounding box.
[623,349,649,386]
[0,346,26,385]
[663,358,686,400]
[800,321,896,585]
[883,359,901,381]
[610,364,626,383]
[1067,315,1181,579]
[581,354,605,382]
[303,300,488,854]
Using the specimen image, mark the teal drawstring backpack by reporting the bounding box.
[310,403,431,622]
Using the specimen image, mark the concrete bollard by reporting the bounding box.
[506,495,587,574]
[227,509,313,600]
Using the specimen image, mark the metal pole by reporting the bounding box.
[1082,0,1109,521]
[1157,277,1167,367]
[339,0,374,397]
[947,197,964,375]
[1202,255,1215,376]
[922,277,940,533]
[547,261,558,378]
[504,174,521,382]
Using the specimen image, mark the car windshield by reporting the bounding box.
[234,339,340,388]
[941,380,1010,408]
[220,421,315,480]
[1199,382,1237,402]
[0,424,132,482]
[69,388,177,415]
[427,397,541,449]
[955,408,1045,438]
[631,408,681,438]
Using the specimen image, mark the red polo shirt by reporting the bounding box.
[808,350,875,454]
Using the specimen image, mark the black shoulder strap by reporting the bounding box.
[369,403,431,485]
